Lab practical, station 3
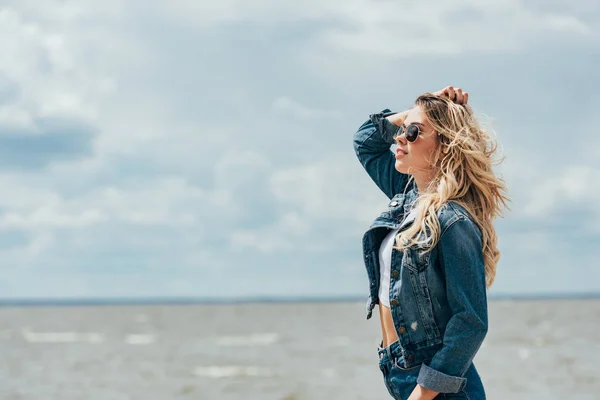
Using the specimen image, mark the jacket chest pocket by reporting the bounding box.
[380,194,406,221]
[403,244,431,272]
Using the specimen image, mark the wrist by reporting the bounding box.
[385,110,409,127]
[408,384,439,400]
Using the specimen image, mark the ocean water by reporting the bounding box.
[0,298,598,400]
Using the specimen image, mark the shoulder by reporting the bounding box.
[436,201,482,239]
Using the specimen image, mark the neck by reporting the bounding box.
[412,170,436,193]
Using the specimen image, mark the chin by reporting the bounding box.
[395,160,409,174]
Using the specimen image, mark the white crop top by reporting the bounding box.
[377,208,417,308]
[378,227,400,308]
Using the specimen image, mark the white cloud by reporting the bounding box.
[544,15,593,35]
[228,157,389,253]
[271,158,387,222]
[150,0,595,56]
[231,212,310,253]
[0,208,105,230]
[272,97,341,120]
[214,150,272,186]
[0,175,216,230]
[321,3,593,57]
[0,7,115,128]
[521,165,600,222]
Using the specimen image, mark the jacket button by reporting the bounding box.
[390,201,399,207]
[391,270,399,279]
[390,299,399,306]
[398,326,406,334]
[407,354,415,362]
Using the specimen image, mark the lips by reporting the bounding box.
[396,148,408,155]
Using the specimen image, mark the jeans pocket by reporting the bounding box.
[378,359,386,373]
[392,357,421,372]
[391,355,433,372]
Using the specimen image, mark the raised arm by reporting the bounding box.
[352,109,411,199]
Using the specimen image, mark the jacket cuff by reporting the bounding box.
[416,363,467,393]
[368,109,401,144]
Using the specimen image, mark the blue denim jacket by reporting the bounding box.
[353,109,489,394]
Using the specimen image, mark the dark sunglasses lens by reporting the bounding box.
[405,125,420,142]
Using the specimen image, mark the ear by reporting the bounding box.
[437,134,450,154]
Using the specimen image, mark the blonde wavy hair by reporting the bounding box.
[394,93,510,288]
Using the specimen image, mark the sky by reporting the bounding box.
[1,0,599,300]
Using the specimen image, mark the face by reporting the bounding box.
[394,106,440,176]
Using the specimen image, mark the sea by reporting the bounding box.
[0,297,598,400]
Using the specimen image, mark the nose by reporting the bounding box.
[394,130,407,145]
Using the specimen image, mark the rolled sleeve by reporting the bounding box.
[417,363,467,393]
[416,216,488,393]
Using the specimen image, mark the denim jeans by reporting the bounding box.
[377,341,486,400]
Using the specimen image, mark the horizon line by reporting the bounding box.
[1,291,599,307]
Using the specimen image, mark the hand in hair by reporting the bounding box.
[433,86,469,105]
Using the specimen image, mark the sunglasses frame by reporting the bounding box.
[393,124,422,143]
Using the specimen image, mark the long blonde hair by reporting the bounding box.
[394,93,510,288]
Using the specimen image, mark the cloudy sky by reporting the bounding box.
[1,0,599,300]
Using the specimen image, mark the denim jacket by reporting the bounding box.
[353,109,489,394]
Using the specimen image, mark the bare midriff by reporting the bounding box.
[379,301,400,348]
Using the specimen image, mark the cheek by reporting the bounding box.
[407,145,428,165]
[408,143,439,166]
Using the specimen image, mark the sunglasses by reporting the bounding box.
[393,124,423,143]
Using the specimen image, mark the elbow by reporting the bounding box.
[353,117,377,150]
[480,307,489,335]
[353,127,371,160]
[475,323,487,345]
[353,124,368,148]
[482,321,489,340]
[353,135,363,162]
[472,316,488,346]
[352,132,361,153]
[474,310,488,337]
[458,311,488,344]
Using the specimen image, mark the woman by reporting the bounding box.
[353,86,509,400]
